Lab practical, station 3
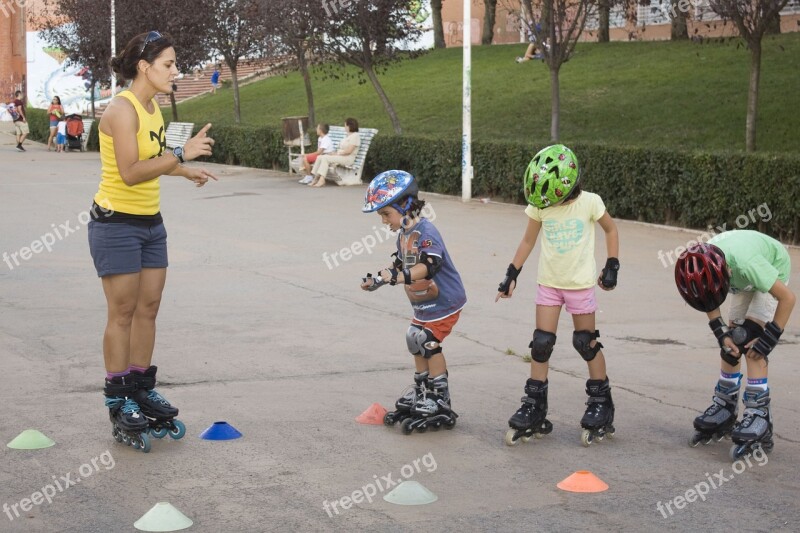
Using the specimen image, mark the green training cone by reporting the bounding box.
[383,480,438,506]
[7,429,56,450]
[134,502,193,532]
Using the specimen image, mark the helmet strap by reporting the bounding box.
[391,196,413,215]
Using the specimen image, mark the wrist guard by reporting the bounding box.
[752,321,783,358]
[362,273,385,292]
[498,263,522,295]
[599,257,620,289]
[708,317,731,349]
[403,268,412,285]
[387,267,399,286]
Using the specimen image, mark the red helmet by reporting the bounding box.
[674,243,730,312]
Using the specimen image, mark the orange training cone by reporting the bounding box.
[557,471,609,493]
[355,403,388,425]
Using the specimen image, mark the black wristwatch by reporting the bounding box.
[172,146,185,164]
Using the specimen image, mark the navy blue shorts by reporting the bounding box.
[88,221,168,277]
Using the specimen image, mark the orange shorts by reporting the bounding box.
[411,311,461,342]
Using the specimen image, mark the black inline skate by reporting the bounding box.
[689,379,739,447]
[104,375,151,453]
[580,377,615,447]
[401,373,458,434]
[384,371,429,427]
[730,387,773,460]
[131,366,186,440]
[505,379,553,446]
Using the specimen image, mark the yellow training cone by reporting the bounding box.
[134,502,193,532]
[557,470,609,493]
[7,429,55,450]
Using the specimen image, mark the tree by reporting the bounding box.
[483,0,498,44]
[530,0,595,140]
[260,0,325,126]
[597,0,611,42]
[319,0,424,134]
[670,0,689,40]
[206,0,271,124]
[37,0,214,119]
[708,0,789,151]
[431,0,446,48]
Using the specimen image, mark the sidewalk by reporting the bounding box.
[1,132,799,531]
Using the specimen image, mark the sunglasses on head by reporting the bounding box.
[139,31,163,57]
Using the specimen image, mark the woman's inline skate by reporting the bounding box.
[689,379,739,447]
[131,366,186,440]
[505,379,553,446]
[580,377,615,447]
[729,387,773,460]
[400,374,458,434]
[104,375,152,453]
[384,371,429,427]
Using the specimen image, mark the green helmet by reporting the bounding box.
[523,144,580,208]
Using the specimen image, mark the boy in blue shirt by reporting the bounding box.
[361,170,467,434]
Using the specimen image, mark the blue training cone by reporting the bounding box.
[199,421,242,440]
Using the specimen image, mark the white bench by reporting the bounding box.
[165,122,194,149]
[322,126,379,186]
[81,118,93,151]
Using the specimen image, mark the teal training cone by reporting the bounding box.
[383,481,438,505]
[7,429,55,450]
[134,502,193,532]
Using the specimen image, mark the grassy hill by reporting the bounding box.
[173,33,800,153]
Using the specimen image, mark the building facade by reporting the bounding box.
[0,0,27,102]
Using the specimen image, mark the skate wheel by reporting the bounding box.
[505,428,521,446]
[521,435,533,443]
[138,433,151,453]
[580,429,593,447]
[383,413,396,426]
[169,420,186,440]
[430,422,441,432]
[689,433,702,448]
[606,430,615,439]
[113,427,123,443]
[729,443,746,461]
[401,418,414,435]
[131,438,140,450]
[151,427,168,439]
[416,423,428,434]
[122,434,131,445]
[444,418,456,430]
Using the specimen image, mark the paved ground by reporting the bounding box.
[1,127,799,532]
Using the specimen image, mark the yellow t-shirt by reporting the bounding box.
[95,91,166,215]
[525,191,607,289]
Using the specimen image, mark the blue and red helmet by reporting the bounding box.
[362,170,418,214]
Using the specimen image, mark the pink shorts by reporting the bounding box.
[535,285,597,315]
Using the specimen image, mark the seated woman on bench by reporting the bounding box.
[309,117,361,188]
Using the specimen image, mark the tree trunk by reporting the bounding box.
[364,63,402,134]
[745,41,761,152]
[90,79,96,119]
[482,0,497,45]
[431,0,445,48]
[170,92,179,121]
[671,0,688,40]
[297,42,315,126]
[765,12,781,34]
[598,0,610,43]
[231,65,241,124]
[550,64,560,141]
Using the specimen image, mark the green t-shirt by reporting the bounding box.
[525,191,606,289]
[709,230,791,293]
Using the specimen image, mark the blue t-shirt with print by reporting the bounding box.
[395,218,467,322]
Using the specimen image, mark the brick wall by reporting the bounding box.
[0,1,27,101]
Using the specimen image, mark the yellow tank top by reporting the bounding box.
[95,91,166,215]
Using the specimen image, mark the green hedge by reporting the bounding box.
[22,113,799,244]
[364,135,800,245]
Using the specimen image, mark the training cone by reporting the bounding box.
[199,421,242,440]
[557,471,609,493]
[383,481,438,505]
[7,429,55,450]
[134,502,193,532]
[355,403,388,425]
